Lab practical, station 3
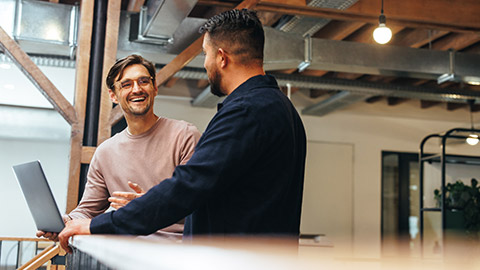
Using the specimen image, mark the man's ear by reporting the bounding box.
[217,48,228,68]
[108,89,118,104]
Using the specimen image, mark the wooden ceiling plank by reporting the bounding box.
[431,33,480,51]
[347,0,480,30]
[0,26,77,125]
[313,20,366,40]
[392,29,449,48]
[196,1,480,33]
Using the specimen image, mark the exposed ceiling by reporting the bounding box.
[27,0,480,120]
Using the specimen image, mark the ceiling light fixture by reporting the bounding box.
[373,0,392,44]
[466,100,479,146]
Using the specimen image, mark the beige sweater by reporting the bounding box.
[69,117,201,228]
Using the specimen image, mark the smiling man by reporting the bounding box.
[59,9,306,253]
[38,55,200,241]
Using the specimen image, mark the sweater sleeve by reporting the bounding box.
[68,152,110,219]
[90,104,259,235]
[179,123,202,166]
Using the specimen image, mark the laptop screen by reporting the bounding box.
[12,160,65,233]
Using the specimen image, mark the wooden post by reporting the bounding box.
[97,0,121,145]
[66,0,95,212]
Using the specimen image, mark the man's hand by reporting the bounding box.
[58,219,91,253]
[36,214,72,241]
[108,181,145,209]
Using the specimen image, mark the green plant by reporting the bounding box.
[434,178,480,235]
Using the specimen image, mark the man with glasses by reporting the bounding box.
[38,54,201,240]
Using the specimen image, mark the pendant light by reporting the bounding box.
[466,100,479,146]
[373,0,392,44]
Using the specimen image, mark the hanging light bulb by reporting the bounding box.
[373,0,392,44]
[466,134,479,146]
[466,100,478,146]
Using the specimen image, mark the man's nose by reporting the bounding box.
[131,81,142,92]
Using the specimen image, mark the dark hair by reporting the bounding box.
[106,54,156,91]
[199,9,264,65]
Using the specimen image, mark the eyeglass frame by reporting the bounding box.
[113,76,155,91]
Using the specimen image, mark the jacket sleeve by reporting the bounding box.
[90,104,260,235]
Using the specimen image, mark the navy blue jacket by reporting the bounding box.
[90,75,307,237]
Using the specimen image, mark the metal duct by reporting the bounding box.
[0,0,79,58]
[276,0,358,37]
[129,0,198,45]
[302,91,372,116]
[191,86,226,108]
[263,27,480,82]
[171,68,480,104]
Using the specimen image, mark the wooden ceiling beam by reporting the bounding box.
[196,0,480,33]
[431,33,480,51]
[313,20,366,40]
[391,29,449,48]
[347,0,480,30]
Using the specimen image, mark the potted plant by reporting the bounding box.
[434,178,480,238]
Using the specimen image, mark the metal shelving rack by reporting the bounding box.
[419,127,480,256]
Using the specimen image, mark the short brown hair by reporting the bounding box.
[106,54,156,91]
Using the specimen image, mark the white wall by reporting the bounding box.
[154,97,480,258]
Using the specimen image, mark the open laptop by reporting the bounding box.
[12,160,65,233]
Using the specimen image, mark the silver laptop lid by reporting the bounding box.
[12,160,65,233]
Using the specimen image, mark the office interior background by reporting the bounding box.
[1,0,480,268]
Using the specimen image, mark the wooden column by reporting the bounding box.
[97,0,121,146]
[66,0,95,212]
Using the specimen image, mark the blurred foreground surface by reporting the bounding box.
[69,235,480,270]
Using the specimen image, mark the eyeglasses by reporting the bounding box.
[114,76,153,91]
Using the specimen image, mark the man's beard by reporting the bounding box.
[208,68,226,97]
